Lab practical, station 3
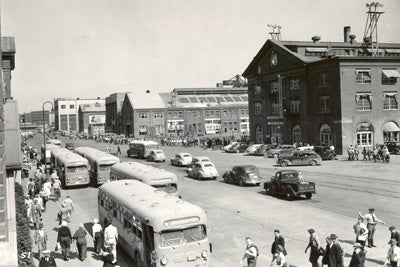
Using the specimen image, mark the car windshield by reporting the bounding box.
[204,164,214,168]
[244,167,258,173]
[152,183,177,194]
[158,225,207,247]
[183,155,191,157]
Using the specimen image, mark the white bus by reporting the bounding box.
[127,140,158,158]
[74,146,120,185]
[98,180,211,267]
[110,162,179,196]
[51,148,89,188]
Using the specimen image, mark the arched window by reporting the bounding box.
[320,124,332,145]
[292,125,301,144]
[356,123,374,147]
[255,125,263,144]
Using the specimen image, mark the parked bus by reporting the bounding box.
[98,180,211,267]
[46,139,62,147]
[127,140,158,158]
[51,148,89,188]
[110,162,179,196]
[74,146,120,185]
[41,144,61,166]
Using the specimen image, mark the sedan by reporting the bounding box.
[187,162,219,180]
[147,149,166,162]
[226,143,249,153]
[170,153,192,166]
[222,165,262,186]
[277,151,322,167]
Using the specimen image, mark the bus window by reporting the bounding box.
[159,225,206,247]
[66,166,87,173]
[159,231,183,246]
[183,225,207,244]
[152,183,177,194]
[99,165,112,171]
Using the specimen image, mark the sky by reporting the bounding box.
[2,0,400,113]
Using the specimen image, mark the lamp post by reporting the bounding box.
[42,101,54,175]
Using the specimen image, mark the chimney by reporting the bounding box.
[344,26,351,43]
[312,36,321,43]
[349,34,356,44]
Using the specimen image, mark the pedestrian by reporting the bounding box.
[31,198,42,229]
[35,222,48,259]
[57,221,72,261]
[353,217,368,247]
[305,228,321,267]
[52,178,61,202]
[63,195,74,219]
[241,237,258,267]
[57,203,70,225]
[358,208,385,248]
[348,243,365,267]
[270,244,287,267]
[27,178,35,198]
[73,223,87,261]
[389,226,400,246]
[50,169,58,181]
[328,234,344,267]
[104,219,118,264]
[384,238,400,267]
[38,250,57,267]
[92,218,103,254]
[101,246,115,267]
[271,229,287,256]
[321,236,332,266]
[25,195,33,224]
[117,145,121,155]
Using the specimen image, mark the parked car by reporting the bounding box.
[65,142,75,150]
[187,161,219,180]
[253,144,274,156]
[187,156,211,170]
[146,149,166,162]
[313,146,337,160]
[224,141,238,152]
[277,151,322,167]
[384,141,400,154]
[170,153,192,166]
[243,144,263,155]
[267,144,296,158]
[226,142,249,153]
[222,165,262,186]
[264,170,316,200]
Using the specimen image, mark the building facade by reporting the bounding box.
[78,102,106,135]
[105,92,127,134]
[243,27,400,154]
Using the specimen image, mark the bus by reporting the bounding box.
[51,148,90,188]
[127,140,158,158]
[98,180,211,267]
[46,139,62,147]
[110,162,179,196]
[41,144,61,166]
[74,146,121,185]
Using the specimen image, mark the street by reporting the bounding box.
[27,134,400,267]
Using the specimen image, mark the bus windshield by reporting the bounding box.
[158,225,206,247]
[152,183,177,194]
[66,166,87,173]
[99,165,112,171]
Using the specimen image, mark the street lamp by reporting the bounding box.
[42,101,54,174]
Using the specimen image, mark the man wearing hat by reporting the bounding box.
[358,208,385,248]
[305,229,321,267]
[35,222,48,259]
[38,250,57,267]
[348,243,365,267]
[389,226,400,246]
[328,234,344,267]
[384,238,400,267]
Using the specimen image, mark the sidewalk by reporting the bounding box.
[23,169,103,267]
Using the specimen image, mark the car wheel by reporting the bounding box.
[239,178,244,186]
[285,186,294,200]
[223,175,229,183]
[280,161,288,167]
[265,184,276,195]
[213,176,217,180]
[310,160,317,166]
[197,173,202,180]
[305,192,312,199]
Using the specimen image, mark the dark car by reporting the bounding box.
[65,142,75,150]
[222,165,262,186]
[384,141,400,154]
[277,151,322,167]
[313,146,337,160]
[226,142,250,153]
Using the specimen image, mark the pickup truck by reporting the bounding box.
[263,170,316,200]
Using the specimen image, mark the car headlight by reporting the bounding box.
[160,257,168,265]
[201,250,208,258]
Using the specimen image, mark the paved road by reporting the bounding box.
[27,134,400,267]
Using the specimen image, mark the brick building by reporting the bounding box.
[105,92,127,134]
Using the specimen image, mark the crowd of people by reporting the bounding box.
[347,144,391,163]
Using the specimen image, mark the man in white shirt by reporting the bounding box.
[385,238,400,267]
[104,219,118,263]
[92,218,103,254]
[358,208,385,248]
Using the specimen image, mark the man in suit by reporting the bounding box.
[271,229,287,256]
[328,234,344,267]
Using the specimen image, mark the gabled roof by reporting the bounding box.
[126,91,166,109]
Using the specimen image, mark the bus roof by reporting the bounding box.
[111,162,178,184]
[81,148,120,165]
[50,148,71,158]
[73,146,94,157]
[99,180,207,231]
[54,151,88,166]
[129,140,158,146]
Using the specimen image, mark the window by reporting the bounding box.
[241,109,245,116]
[254,102,262,116]
[254,85,262,95]
[139,125,147,135]
[290,78,300,90]
[382,69,399,85]
[139,113,148,119]
[154,112,163,118]
[355,69,371,84]
[206,110,210,116]
[210,110,215,116]
[356,123,373,147]
[255,125,263,143]
[168,112,172,118]
[270,52,278,66]
[320,124,332,146]
[215,110,220,117]
[356,94,372,111]
[319,73,328,87]
[223,110,227,116]
[61,105,66,109]
[383,93,398,110]
[178,111,183,118]
[319,95,330,113]
[271,98,280,115]
[290,99,300,114]
[292,125,301,143]
[271,81,279,93]
[69,105,75,109]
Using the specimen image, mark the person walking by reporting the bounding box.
[389,226,400,246]
[73,223,87,261]
[52,178,61,202]
[116,145,121,155]
[241,237,258,267]
[271,229,287,256]
[358,208,385,248]
[34,222,48,259]
[92,218,103,254]
[384,238,400,267]
[305,229,321,267]
[27,178,36,198]
[31,198,42,230]
[104,219,119,264]
[38,250,57,267]
[57,203,70,225]
[348,243,365,267]
[321,236,332,266]
[42,180,51,211]
[57,221,72,261]
[25,195,33,225]
[328,234,344,267]
[353,217,368,247]
[63,195,74,219]
[270,244,286,267]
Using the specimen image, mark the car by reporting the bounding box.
[253,144,274,156]
[170,153,192,166]
[187,161,219,180]
[264,170,316,200]
[267,144,296,158]
[243,144,263,155]
[65,143,75,150]
[277,151,322,167]
[226,142,249,153]
[224,141,238,152]
[313,146,337,160]
[222,165,262,186]
[187,156,211,170]
[146,149,166,162]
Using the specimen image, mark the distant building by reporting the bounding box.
[105,92,127,134]
[78,102,106,135]
[243,27,400,154]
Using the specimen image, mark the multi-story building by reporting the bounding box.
[54,97,105,133]
[78,102,106,135]
[105,92,127,134]
[243,26,400,154]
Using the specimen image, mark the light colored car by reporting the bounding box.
[244,144,263,155]
[187,156,211,169]
[170,153,192,166]
[146,149,166,162]
[224,142,238,152]
[187,161,219,180]
[267,144,296,158]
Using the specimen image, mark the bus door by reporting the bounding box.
[143,224,155,266]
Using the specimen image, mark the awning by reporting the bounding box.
[382,121,400,132]
[382,69,400,78]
